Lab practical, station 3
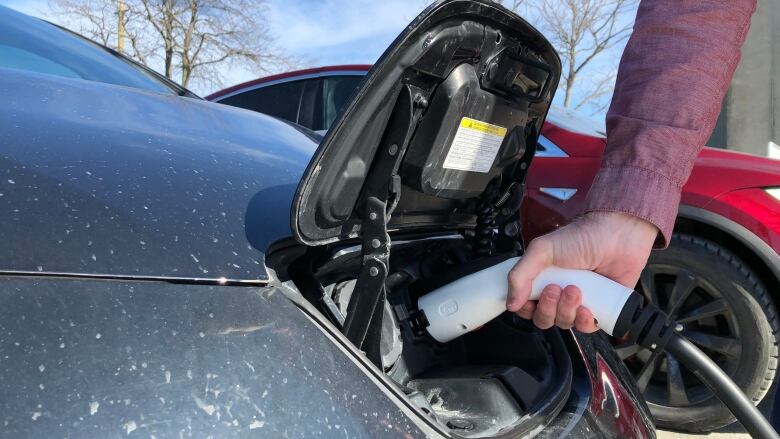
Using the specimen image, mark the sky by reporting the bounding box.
[0,0,422,90]
[0,0,632,119]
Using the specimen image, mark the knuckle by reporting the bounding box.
[540,286,561,304]
[533,316,553,330]
[507,269,522,289]
[562,288,579,304]
[528,236,550,251]
[555,308,576,326]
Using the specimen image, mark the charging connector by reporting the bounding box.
[416,257,780,438]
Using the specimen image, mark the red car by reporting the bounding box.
[208,65,780,433]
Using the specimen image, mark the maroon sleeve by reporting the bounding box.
[584,0,756,246]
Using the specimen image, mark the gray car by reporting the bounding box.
[0,1,655,437]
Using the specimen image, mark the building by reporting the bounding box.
[708,0,780,159]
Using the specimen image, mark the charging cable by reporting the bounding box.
[417,257,780,438]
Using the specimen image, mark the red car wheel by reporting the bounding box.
[614,233,779,432]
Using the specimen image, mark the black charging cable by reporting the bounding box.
[614,293,779,439]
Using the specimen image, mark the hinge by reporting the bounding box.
[342,196,390,357]
[341,83,426,366]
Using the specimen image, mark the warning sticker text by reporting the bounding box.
[442,117,508,173]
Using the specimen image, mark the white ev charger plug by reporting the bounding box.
[418,256,633,343]
[415,256,779,439]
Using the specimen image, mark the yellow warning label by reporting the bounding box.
[459,117,507,137]
[443,117,508,173]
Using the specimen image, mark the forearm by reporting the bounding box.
[585,0,756,246]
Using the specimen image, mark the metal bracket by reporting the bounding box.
[342,196,390,356]
[341,84,425,366]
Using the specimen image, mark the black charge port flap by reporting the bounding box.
[401,62,528,199]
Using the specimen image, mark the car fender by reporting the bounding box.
[677,204,780,287]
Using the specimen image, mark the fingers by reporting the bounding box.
[507,238,552,312]
[516,301,536,320]
[532,284,561,329]
[574,307,599,333]
[555,285,581,330]
[518,284,599,333]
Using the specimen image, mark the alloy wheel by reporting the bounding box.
[613,264,742,407]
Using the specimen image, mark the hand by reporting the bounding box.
[506,211,658,332]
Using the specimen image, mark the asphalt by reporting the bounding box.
[657,432,747,439]
[657,423,749,439]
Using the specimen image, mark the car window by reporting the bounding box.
[0,6,183,95]
[218,80,305,124]
[313,76,363,131]
[0,45,81,78]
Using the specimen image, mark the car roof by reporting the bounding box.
[205,65,373,101]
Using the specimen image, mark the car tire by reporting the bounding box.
[614,233,779,433]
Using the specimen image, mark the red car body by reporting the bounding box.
[208,65,780,293]
[527,113,780,282]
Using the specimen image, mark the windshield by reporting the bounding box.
[0,5,189,96]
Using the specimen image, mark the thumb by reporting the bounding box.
[506,238,553,312]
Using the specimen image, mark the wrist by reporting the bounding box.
[582,211,659,242]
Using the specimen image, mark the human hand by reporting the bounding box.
[506,211,658,332]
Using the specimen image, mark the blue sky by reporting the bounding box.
[0,0,630,118]
[0,0,420,90]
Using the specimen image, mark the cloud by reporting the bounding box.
[266,0,426,64]
[268,0,419,51]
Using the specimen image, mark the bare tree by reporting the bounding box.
[139,0,177,78]
[503,0,636,113]
[50,0,117,46]
[504,0,525,12]
[49,0,290,91]
[535,0,634,110]
[172,0,282,88]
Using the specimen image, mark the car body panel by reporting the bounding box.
[0,68,317,282]
[0,277,425,438]
[573,332,655,439]
[523,120,780,247]
[709,188,780,253]
[682,148,780,205]
[523,155,600,241]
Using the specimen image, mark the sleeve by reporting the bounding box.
[583,0,756,247]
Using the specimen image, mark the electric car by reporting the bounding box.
[0,2,657,437]
[210,66,780,433]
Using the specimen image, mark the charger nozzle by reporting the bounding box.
[415,257,779,439]
[417,256,635,343]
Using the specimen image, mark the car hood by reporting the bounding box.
[690,147,780,194]
[292,0,561,245]
[0,68,316,282]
